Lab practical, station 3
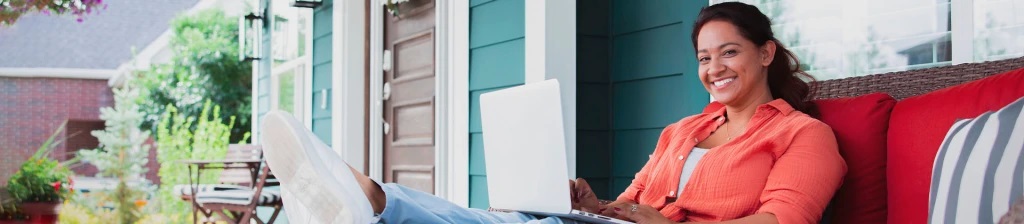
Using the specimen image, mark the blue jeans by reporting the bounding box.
[375,183,581,224]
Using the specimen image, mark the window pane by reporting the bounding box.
[279,70,296,113]
[711,0,952,80]
[974,0,1024,61]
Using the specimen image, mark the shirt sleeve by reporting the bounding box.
[617,122,679,202]
[756,121,848,224]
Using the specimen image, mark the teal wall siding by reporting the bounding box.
[310,0,333,144]
[256,0,273,141]
[575,0,612,199]
[467,0,525,209]
[607,0,708,196]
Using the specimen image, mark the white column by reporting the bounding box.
[441,0,471,207]
[951,0,974,65]
[525,0,577,178]
[333,0,368,173]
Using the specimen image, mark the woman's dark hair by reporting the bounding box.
[690,2,819,117]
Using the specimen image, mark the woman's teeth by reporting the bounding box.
[713,78,734,88]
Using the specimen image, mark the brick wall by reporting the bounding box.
[0,77,113,185]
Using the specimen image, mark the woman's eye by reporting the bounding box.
[698,56,710,63]
[723,50,737,56]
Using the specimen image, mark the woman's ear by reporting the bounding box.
[760,40,777,67]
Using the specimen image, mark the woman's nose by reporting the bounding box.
[706,59,725,76]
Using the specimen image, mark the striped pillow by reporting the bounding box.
[929,97,1024,224]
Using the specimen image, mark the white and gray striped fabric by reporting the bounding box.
[929,97,1024,224]
[194,189,282,206]
[173,184,249,197]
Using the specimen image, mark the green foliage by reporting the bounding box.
[76,87,153,224]
[133,9,252,143]
[152,100,248,219]
[6,122,75,203]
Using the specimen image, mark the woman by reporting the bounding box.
[262,2,845,224]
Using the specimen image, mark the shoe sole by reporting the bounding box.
[262,111,372,223]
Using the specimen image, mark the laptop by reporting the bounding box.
[480,79,633,224]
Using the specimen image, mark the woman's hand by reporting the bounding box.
[610,203,674,224]
[569,178,601,213]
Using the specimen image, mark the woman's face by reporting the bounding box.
[696,20,775,107]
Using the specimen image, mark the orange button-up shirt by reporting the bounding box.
[617,99,847,224]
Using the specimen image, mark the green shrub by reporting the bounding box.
[6,122,75,203]
[152,100,248,220]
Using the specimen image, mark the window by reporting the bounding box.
[711,0,1023,80]
[270,0,312,121]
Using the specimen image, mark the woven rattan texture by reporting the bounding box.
[811,57,1024,100]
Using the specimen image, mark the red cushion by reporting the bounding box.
[814,93,895,224]
[888,68,1024,223]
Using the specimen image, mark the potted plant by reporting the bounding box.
[5,122,76,224]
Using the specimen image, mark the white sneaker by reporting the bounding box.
[262,111,375,223]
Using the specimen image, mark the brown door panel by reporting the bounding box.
[382,0,436,194]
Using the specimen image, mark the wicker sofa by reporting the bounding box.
[809,56,1024,223]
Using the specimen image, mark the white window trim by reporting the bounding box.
[369,0,384,182]
[334,0,368,172]
[951,0,974,65]
[438,0,471,207]
[525,0,576,178]
[304,8,314,129]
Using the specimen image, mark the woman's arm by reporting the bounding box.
[754,122,847,224]
[683,213,777,224]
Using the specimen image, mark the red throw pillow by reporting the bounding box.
[814,93,895,224]
[888,68,1024,224]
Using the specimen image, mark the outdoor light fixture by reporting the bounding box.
[292,0,322,8]
[239,12,264,61]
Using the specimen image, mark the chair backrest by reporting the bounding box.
[219,144,263,187]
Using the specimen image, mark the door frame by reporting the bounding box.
[366,0,470,206]
[333,0,368,173]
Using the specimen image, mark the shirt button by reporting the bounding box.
[717,117,725,122]
[669,191,675,196]
[678,155,684,160]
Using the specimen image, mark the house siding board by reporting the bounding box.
[577,36,610,83]
[469,0,494,7]
[610,23,687,82]
[469,176,491,208]
[469,0,524,49]
[577,83,609,131]
[468,0,525,209]
[256,0,273,140]
[310,2,333,144]
[469,39,525,90]
[611,76,703,130]
[575,0,613,199]
[469,133,486,175]
[606,0,708,197]
[610,0,686,35]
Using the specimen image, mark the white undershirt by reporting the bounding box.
[677,147,710,196]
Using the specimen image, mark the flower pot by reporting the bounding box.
[19,202,60,224]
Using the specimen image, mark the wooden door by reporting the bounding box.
[382,0,436,194]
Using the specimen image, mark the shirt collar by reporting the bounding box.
[708,98,796,118]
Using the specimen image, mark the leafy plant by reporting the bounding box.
[132,9,252,144]
[5,122,75,203]
[0,0,106,25]
[76,87,153,224]
[152,100,248,220]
